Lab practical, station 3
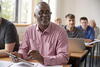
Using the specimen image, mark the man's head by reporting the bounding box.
[80,17,88,30]
[65,14,75,28]
[34,2,51,26]
[55,18,62,25]
[89,20,96,28]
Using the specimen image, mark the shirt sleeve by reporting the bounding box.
[43,29,69,65]
[89,28,95,40]
[5,23,18,44]
[18,29,30,58]
[78,29,85,38]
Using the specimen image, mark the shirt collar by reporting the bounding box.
[36,22,51,33]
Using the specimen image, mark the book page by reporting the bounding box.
[0,60,63,67]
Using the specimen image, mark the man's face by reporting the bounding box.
[89,20,95,27]
[34,4,51,26]
[80,20,88,29]
[89,22,94,27]
[55,19,62,25]
[66,17,75,28]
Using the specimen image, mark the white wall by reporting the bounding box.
[50,0,100,26]
[17,0,100,40]
[49,0,57,22]
[75,0,100,26]
[16,26,27,41]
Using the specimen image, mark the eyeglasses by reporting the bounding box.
[39,10,52,16]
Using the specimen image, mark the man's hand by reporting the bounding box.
[84,39,93,42]
[9,52,23,63]
[28,50,44,64]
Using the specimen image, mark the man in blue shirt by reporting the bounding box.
[77,17,95,42]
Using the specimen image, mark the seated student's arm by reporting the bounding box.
[43,30,69,65]
[0,43,15,52]
[84,39,93,42]
[0,23,19,57]
[18,28,32,60]
[89,28,95,41]
[9,29,30,62]
[0,43,15,57]
[84,28,95,42]
[18,29,69,65]
[83,27,95,42]
[77,29,84,38]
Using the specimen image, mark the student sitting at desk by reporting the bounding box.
[64,13,84,38]
[89,19,100,39]
[10,2,69,66]
[77,17,95,42]
[0,5,19,57]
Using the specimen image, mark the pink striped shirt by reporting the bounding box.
[18,22,69,65]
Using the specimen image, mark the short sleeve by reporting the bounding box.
[5,23,18,44]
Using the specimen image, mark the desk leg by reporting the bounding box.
[89,48,92,67]
[70,58,80,67]
[84,55,87,67]
[95,43,98,67]
[95,42,100,67]
[74,59,80,67]
[92,45,95,67]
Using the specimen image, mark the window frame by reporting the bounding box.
[1,0,33,24]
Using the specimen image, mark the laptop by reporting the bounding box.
[68,38,86,53]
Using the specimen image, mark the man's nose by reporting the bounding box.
[70,21,74,24]
[42,13,47,16]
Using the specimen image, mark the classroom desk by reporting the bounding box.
[0,57,70,67]
[69,50,88,67]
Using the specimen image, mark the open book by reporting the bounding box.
[0,60,63,67]
[85,39,100,46]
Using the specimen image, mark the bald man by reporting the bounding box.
[11,2,69,66]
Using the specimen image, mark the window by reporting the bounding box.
[1,0,34,24]
[18,0,32,24]
[1,0,16,22]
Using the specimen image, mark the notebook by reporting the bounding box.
[68,38,86,53]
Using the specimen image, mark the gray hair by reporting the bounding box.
[34,2,50,15]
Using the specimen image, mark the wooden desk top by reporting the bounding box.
[70,50,88,58]
[0,57,70,67]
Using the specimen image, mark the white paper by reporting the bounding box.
[0,61,63,67]
[85,39,100,45]
[0,61,13,67]
[46,66,63,67]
